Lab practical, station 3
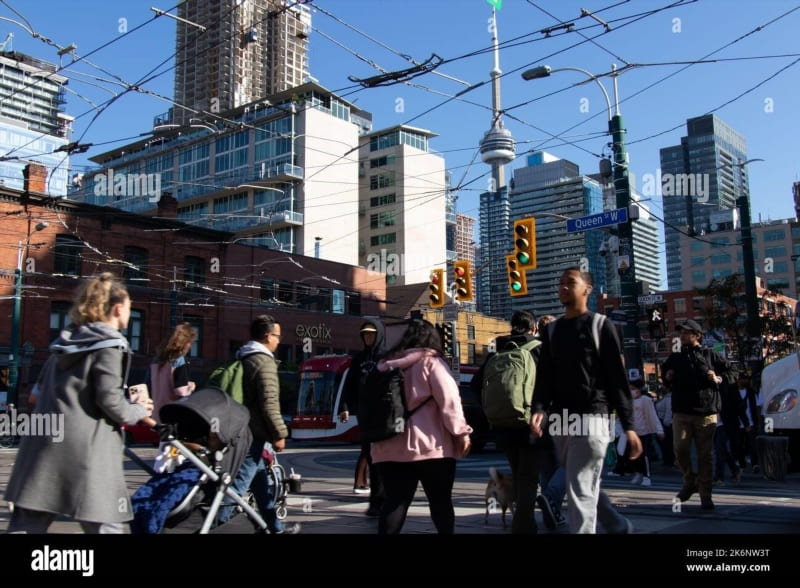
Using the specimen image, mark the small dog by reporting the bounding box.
[484,467,515,527]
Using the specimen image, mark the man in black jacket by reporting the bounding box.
[338,319,386,516]
[531,268,641,534]
[662,319,733,510]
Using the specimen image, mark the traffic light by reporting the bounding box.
[453,260,473,302]
[429,268,445,308]
[513,217,536,269]
[441,321,454,357]
[506,254,528,297]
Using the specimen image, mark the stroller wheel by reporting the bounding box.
[276,505,287,520]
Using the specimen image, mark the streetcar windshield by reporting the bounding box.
[296,371,340,416]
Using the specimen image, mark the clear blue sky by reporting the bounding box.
[3,0,799,251]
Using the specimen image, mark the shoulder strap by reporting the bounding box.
[590,313,606,355]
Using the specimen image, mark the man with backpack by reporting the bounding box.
[473,310,542,534]
[216,314,300,533]
[531,267,642,534]
[662,319,733,511]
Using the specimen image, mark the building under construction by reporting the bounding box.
[174,0,311,125]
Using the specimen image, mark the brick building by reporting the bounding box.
[0,186,385,406]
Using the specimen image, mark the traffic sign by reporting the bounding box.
[566,207,628,233]
[637,294,664,305]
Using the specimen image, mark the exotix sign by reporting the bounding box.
[295,323,332,342]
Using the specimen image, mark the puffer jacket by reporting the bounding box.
[370,347,472,464]
[237,341,287,443]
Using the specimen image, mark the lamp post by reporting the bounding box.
[723,158,765,371]
[8,220,49,408]
[522,63,642,375]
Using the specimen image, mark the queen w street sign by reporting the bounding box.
[566,208,628,233]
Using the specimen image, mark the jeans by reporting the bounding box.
[217,439,284,532]
[539,439,566,516]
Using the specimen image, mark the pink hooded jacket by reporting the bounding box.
[370,348,472,464]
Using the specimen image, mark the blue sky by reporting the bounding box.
[3,0,799,254]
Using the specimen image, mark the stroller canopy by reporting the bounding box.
[159,387,253,475]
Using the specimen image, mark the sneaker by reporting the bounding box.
[353,486,371,495]
[275,522,301,534]
[713,478,725,487]
[676,485,698,502]
[606,471,623,477]
[536,495,558,531]
[640,476,651,487]
[700,496,714,510]
[365,505,381,517]
[631,473,643,485]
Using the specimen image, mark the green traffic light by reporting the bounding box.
[517,252,530,264]
[511,282,522,292]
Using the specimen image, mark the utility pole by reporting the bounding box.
[609,68,641,376]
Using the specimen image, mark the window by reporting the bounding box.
[673,298,687,314]
[126,310,143,352]
[184,256,205,293]
[348,292,362,316]
[123,246,148,284]
[370,210,396,229]
[370,193,396,207]
[276,280,294,304]
[467,325,476,340]
[370,233,396,246]
[182,316,202,357]
[49,301,71,341]
[54,235,82,275]
[369,172,395,190]
[369,155,395,168]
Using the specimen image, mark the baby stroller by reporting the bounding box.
[129,387,269,534]
[240,441,291,520]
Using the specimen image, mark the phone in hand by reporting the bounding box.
[128,384,149,403]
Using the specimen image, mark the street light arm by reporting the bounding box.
[521,65,612,122]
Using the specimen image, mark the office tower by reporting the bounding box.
[0,50,72,196]
[358,125,447,286]
[174,0,311,125]
[660,114,749,291]
[510,152,606,319]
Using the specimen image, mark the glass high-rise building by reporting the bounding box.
[660,114,749,291]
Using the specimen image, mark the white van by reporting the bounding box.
[760,351,800,471]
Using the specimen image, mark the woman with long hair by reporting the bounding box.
[5,273,154,533]
[150,322,197,420]
[371,319,472,534]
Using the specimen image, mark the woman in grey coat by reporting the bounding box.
[5,273,154,533]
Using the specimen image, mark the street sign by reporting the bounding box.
[443,303,458,321]
[638,294,664,305]
[566,207,628,233]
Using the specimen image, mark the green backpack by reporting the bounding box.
[481,338,541,429]
[208,359,246,404]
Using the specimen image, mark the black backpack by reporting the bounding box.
[357,366,432,443]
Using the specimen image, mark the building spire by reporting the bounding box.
[479,7,515,190]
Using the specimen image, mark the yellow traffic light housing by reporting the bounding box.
[429,268,445,308]
[453,260,473,302]
[506,254,528,297]
[513,217,536,269]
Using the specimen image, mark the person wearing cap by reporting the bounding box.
[339,319,386,516]
[662,319,733,510]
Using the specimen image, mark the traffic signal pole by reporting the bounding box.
[610,109,642,377]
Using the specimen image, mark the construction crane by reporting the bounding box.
[0,32,13,52]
